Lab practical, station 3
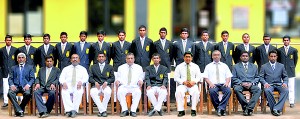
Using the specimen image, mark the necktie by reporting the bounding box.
[6,46,10,55]
[245,45,248,52]
[62,45,65,54]
[216,63,220,84]
[46,68,50,83]
[20,65,24,86]
[45,45,48,54]
[141,39,144,49]
[99,42,103,50]
[224,43,227,54]
[72,66,76,87]
[187,64,191,81]
[155,66,158,73]
[183,41,186,52]
[244,63,248,72]
[162,40,165,50]
[266,46,269,54]
[80,43,84,51]
[204,43,207,51]
[285,47,288,55]
[26,46,29,54]
[272,64,275,70]
[100,64,103,73]
[120,41,124,49]
[128,66,132,85]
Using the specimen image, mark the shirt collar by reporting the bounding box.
[80,41,85,44]
[269,61,276,66]
[284,45,290,49]
[61,42,67,45]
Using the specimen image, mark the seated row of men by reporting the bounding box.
[8,49,288,118]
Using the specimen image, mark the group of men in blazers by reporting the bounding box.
[0,25,298,117]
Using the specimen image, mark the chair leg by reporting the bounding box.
[8,99,12,116]
[32,94,36,116]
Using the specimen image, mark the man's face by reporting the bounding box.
[79,34,87,42]
[263,37,271,45]
[184,54,192,64]
[97,54,106,64]
[45,58,54,68]
[97,34,105,42]
[71,54,80,66]
[43,36,50,45]
[139,28,146,37]
[159,31,167,39]
[268,53,277,63]
[60,35,68,43]
[126,55,135,65]
[17,56,26,65]
[283,38,290,46]
[240,53,249,63]
[201,33,209,42]
[212,51,221,62]
[221,33,229,42]
[118,33,126,41]
[180,32,188,40]
[152,56,161,65]
[24,37,32,45]
[5,38,12,46]
[242,34,250,44]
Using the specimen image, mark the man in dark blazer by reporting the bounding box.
[259,50,288,116]
[90,31,111,65]
[72,31,92,70]
[0,35,18,107]
[153,27,173,72]
[232,51,261,116]
[111,30,131,71]
[130,25,153,70]
[17,34,37,72]
[193,30,214,73]
[145,53,168,116]
[233,33,256,64]
[54,32,73,70]
[214,30,234,70]
[36,34,56,68]
[89,52,115,117]
[173,28,194,66]
[277,35,298,108]
[255,34,277,71]
[7,53,35,117]
[33,56,60,118]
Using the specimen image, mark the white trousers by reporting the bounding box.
[61,86,83,113]
[288,77,295,104]
[175,85,200,111]
[90,86,111,113]
[146,86,167,111]
[117,85,141,112]
[3,77,9,103]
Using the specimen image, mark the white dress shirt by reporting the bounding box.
[203,61,232,84]
[116,63,144,88]
[174,62,202,84]
[59,64,89,87]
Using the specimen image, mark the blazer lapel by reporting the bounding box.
[164,40,170,50]
[200,42,205,51]
[151,65,156,74]
[157,40,163,50]
[179,41,184,54]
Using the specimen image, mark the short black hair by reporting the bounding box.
[118,30,126,35]
[5,35,12,40]
[201,30,209,36]
[159,27,167,34]
[184,51,193,57]
[138,25,147,30]
[97,30,106,36]
[45,55,54,61]
[282,35,291,41]
[98,51,106,57]
[24,34,32,39]
[268,50,277,56]
[79,31,88,36]
[221,30,229,36]
[152,53,161,58]
[43,34,50,39]
[240,51,249,57]
[181,28,189,33]
[263,33,271,39]
[60,32,68,37]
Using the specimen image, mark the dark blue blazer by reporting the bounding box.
[193,41,214,73]
[259,62,288,85]
[153,39,173,72]
[0,46,18,77]
[214,41,235,70]
[130,37,154,70]
[8,64,35,88]
[172,39,194,65]
[73,42,92,70]
[232,62,259,86]
[111,40,131,71]
[17,45,37,71]
[54,42,73,70]
[277,46,298,77]
[255,44,277,70]
[36,44,56,68]
[90,41,111,64]
[233,44,256,64]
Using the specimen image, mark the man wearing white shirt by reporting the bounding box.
[36,34,56,68]
[59,54,88,118]
[175,51,201,117]
[115,53,144,117]
[203,50,232,116]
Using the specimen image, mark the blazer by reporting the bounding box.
[232,62,259,86]
[36,44,56,68]
[0,46,18,77]
[8,64,35,88]
[255,44,277,69]
[153,39,173,72]
[111,40,131,71]
[214,41,235,70]
[130,37,154,69]
[193,41,214,73]
[233,44,256,64]
[89,63,115,87]
[277,46,298,77]
[17,45,37,71]
[73,41,92,70]
[145,65,168,87]
[54,42,73,70]
[259,62,288,85]
[35,67,60,90]
[90,41,111,64]
[173,39,194,65]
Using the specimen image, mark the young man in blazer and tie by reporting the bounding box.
[277,35,298,108]
[255,34,277,71]
[90,31,111,65]
[34,56,60,118]
[36,34,56,68]
[72,31,92,71]
[17,34,37,72]
[89,52,115,117]
[0,35,18,107]
[233,33,256,64]
[259,50,289,116]
[54,32,74,70]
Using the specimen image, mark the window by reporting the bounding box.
[7,0,43,36]
[88,0,124,35]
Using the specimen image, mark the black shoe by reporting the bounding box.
[247,109,253,116]
[187,102,192,107]
[148,109,156,117]
[70,110,76,118]
[120,110,129,117]
[221,109,226,116]
[272,109,280,116]
[243,109,248,116]
[290,104,295,108]
[102,111,107,117]
[217,108,222,116]
[2,103,8,108]
[66,111,71,117]
[14,111,22,117]
[40,112,49,118]
[163,102,167,106]
[177,111,185,117]
[130,111,137,117]
[191,110,196,116]
[157,109,163,116]
[19,112,24,117]
[97,112,102,117]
